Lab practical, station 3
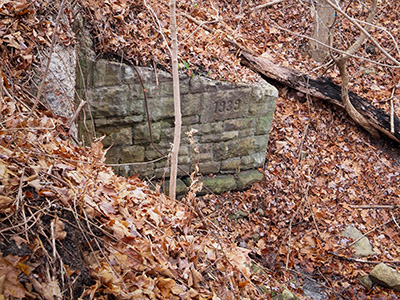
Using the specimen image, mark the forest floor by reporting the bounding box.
[1,0,400,299]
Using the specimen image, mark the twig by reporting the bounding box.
[350,204,400,209]
[28,0,67,117]
[328,251,400,264]
[390,87,396,134]
[68,100,86,128]
[347,220,391,248]
[392,214,400,230]
[297,123,310,161]
[251,0,287,11]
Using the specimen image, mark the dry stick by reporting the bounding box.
[68,100,86,128]
[28,0,66,118]
[251,0,287,11]
[347,220,391,249]
[350,204,400,209]
[76,58,96,140]
[328,251,400,264]
[392,214,400,230]
[390,87,396,134]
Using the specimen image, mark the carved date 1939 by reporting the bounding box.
[214,99,241,114]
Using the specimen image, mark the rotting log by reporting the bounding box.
[241,52,400,143]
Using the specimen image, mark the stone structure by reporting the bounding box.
[77,59,277,194]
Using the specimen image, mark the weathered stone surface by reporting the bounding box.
[358,275,373,290]
[200,175,237,194]
[93,59,125,87]
[104,146,121,164]
[97,127,132,147]
[370,263,400,291]
[241,153,265,169]
[237,170,264,190]
[213,137,255,160]
[200,89,251,123]
[162,178,188,195]
[77,58,277,195]
[94,115,143,127]
[193,122,224,135]
[256,115,274,135]
[133,122,162,143]
[181,93,203,116]
[342,225,374,257]
[198,161,221,174]
[238,128,254,138]
[221,158,241,172]
[120,146,145,163]
[146,96,174,121]
[87,86,142,117]
[224,118,254,131]
[281,288,298,300]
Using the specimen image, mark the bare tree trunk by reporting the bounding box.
[309,0,336,62]
[169,0,181,200]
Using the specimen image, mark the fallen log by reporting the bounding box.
[241,52,400,143]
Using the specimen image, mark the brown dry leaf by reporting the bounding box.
[0,195,13,209]
[52,216,67,241]
[156,277,176,298]
[42,280,61,300]
[0,257,26,298]
[224,246,252,278]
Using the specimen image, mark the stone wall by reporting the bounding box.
[77,59,277,194]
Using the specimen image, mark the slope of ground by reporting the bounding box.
[2,0,400,299]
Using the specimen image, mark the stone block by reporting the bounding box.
[182,115,200,125]
[221,158,241,172]
[154,164,190,178]
[87,86,143,118]
[179,156,191,165]
[248,81,278,117]
[95,115,143,127]
[255,135,269,152]
[199,175,237,194]
[224,118,254,131]
[146,96,174,121]
[256,116,273,135]
[104,146,121,164]
[236,170,264,190]
[133,122,162,143]
[193,122,224,135]
[198,161,220,174]
[238,129,254,138]
[213,137,255,160]
[182,93,203,116]
[93,59,125,87]
[96,127,132,147]
[200,89,251,123]
[120,145,145,163]
[240,152,265,169]
[117,162,155,178]
[188,75,220,93]
[160,178,188,196]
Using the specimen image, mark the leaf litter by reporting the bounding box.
[2,0,400,299]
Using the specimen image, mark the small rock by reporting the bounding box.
[302,278,328,300]
[358,275,373,290]
[370,262,400,291]
[342,225,374,257]
[281,288,297,300]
